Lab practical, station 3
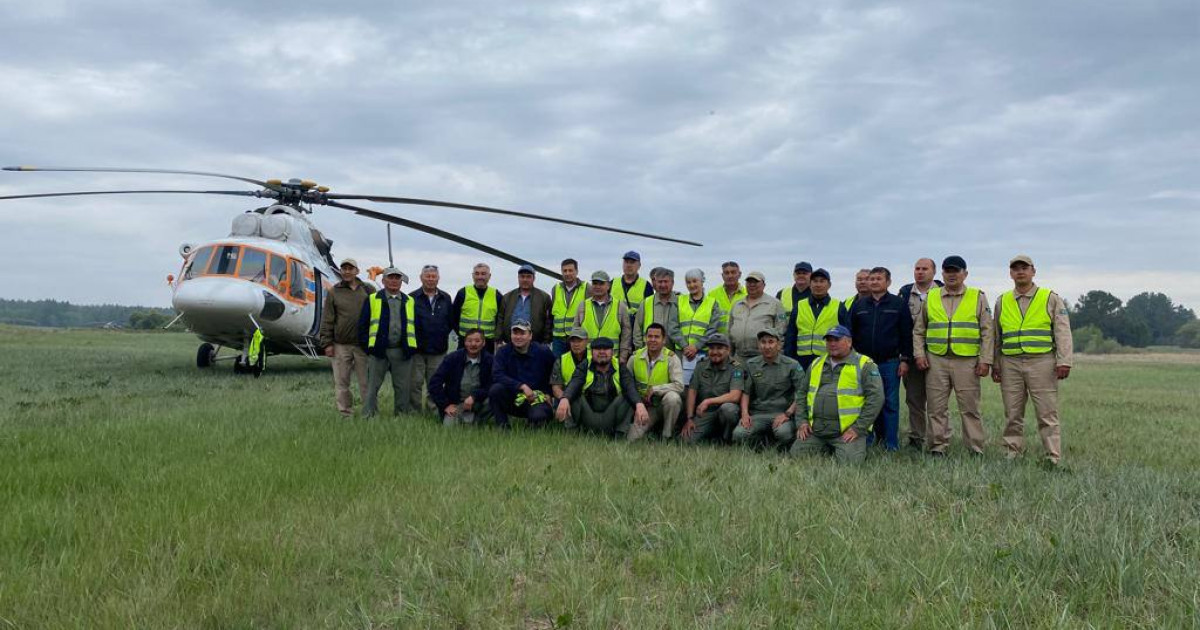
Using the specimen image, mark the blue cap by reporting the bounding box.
[517,263,536,274]
[793,261,813,273]
[622,251,641,262]
[823,325,852,340]
[942,255,967,271]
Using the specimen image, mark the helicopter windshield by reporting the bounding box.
[210,245,240,275]
[183,246,215,280]
[238,248,268,283]
[178,243,308,302]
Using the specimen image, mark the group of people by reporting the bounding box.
[317,250,1073,465]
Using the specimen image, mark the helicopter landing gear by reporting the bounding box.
[233,353,264,377]
[197,343,218,368]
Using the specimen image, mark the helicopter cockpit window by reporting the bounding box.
[289,260,307,299]
[183,246,215,280]
[210,245,241,275]
[267,254,287,289]
[238,248,268,283]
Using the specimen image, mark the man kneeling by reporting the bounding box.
[626,323,685,441]
[791,325,883,463]
[555,337,644,437]
[428,329,493,426]
[732,328,803,449]
[681,333,743,444]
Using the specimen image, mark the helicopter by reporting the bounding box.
[1,165,701,373]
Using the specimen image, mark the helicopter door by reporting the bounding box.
[309,268,325,337]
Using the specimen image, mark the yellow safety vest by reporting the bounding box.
[551,282,588,339]
[584,359,622,390]
[458,286,499,338]
[843,296,857,311]
[807,354,870,432]
[631,347,674,397]
[707,285,747,334]
[1000,288,1054,355]
[367,293,417,350]
[559,350,591,384]
[779,288,804,317]
[925,287,981,357]
[793,298,841,358]
[582,300,622,343]
[612,276,649,318]
[678,294,716,346]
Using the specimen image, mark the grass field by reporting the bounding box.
[1,326,1198,628]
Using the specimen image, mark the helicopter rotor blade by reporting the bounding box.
[3,166,276,190]
[0,189,263,202]
[324,193,702,247]
[325,200,564,280]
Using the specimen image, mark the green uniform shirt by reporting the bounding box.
[459,357,482,401]
[688,356,745,402]
[743,354,804,415]
[386,293,405,348]
[796,351,884,438]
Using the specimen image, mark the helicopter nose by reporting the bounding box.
[173,278,265,323]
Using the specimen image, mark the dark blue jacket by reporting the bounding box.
[409,288,454,354]
[848,292,912,362]
[492,342,555,394]
[428,348,493,409]
[357,291,416,359]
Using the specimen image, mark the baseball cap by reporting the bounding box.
[591,270,611,283]
[823,325,852,340]
[706,333,731,347]
[622,251,641,262]
[567,327,589,340]
[793,261,813,273]
[1009,254,1034,268]
[942,255,967,271]
[510,319,532,332]
[382,266,404,278]
[517,263,536,274]
[339,258,358,269]
[590,337,615,349]
[810,268,831,281]
[756,327,782,340]
[746,271,766,283]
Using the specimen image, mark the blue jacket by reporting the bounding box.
[492,342,555,394]
[409,288,454,355]
[848,292,912,362]
[428,348,493,409]
[357,290,416,359]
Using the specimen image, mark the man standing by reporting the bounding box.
[707,261,747,334]
[634,267,686,352]
[913,255,995,456]
[732,328,802,450]
[777,261,813,320]
[847,268,871,310]
[550,327,591,425]
[898,258,943,449]
[550,258,589,356]
[428,329,493,426]
[359,267,418,419]
[575,271,633,364]
[626,323,685,441]
[681,333,743,445]
[500,264,552,344]
[556,337,644,437]
[612,251,653,332]
[784,268,850,370]
[848,266,912,452]
[409,264,453,413]
[791,325,884,463]
[727,271,787,360]
[992,255,1073,465]
[679,268,723,384]
[489,320,556,429]
[452,263,503,352]
[319,258,372,417]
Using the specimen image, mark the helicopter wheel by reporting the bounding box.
[197,343,217,368]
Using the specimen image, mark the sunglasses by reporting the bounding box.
[422,265,439,272]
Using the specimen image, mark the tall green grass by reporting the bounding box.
[1,326,1197,627]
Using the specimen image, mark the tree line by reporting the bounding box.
[0,298,178,330]
[1070,291,1199,351]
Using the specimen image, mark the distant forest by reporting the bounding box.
[0,298,177,329]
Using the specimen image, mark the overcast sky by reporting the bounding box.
[1,0,1197,311]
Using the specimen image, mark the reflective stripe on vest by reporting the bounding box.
[559,350,591,385]
[582,300,622,342]
[793,298,841,357]
[459,286,498,338]
[925,287,981,357]
[551,282,588,338]
[807,354,870,433]
[678,294,715,346]
[632,347,673,397]
[613,277,649,316]
[368,293,417,350]
[584,359,621,390]
[1000,288,1054,355]
[707,285,746,334]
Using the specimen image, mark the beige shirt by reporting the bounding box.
[625,350,685,397]
[992,284,1074,367]
[912,284,995,362]
[633,292,687,350]
[727,295,788,357]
